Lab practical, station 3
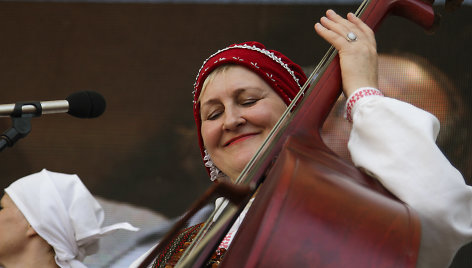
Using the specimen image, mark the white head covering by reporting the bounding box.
[4,169,139,268]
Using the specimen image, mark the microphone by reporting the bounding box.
[0,91,106,118]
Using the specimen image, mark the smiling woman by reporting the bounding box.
[199,65,287,181]
[193,42,307,183]
[132,9,472,268]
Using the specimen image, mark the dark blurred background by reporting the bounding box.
[0,1,470,266]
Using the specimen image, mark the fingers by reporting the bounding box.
[313,9,379,97]
[314,9,375,50]
[314,21,343,49]
[315,11,349,49]
[346,12,376,46]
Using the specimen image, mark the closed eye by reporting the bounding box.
[207,110,223,121]
[241,98,258,106]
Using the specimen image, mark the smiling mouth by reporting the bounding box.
[224,133,257,147]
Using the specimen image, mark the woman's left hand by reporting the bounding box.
[314,9,379,98]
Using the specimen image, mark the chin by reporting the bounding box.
[217,144,262,177]
[233,151,257,171]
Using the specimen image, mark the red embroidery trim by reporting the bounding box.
[152,223,204,268]
[345,88,383,122]
[218,231,235,249]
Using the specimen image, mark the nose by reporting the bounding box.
[222,107,245,131]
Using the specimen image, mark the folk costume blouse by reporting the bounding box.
[348,92,472,268]
[130,92,472,268]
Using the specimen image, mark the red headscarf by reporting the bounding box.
[193,41,307,179]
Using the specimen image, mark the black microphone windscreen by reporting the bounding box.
[66,91,106,118]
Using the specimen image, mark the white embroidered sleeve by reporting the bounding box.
[347,96,472,268]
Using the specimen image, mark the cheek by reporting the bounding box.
[250,103,285,127]
[253,110,275,126]
[201,122,220,149]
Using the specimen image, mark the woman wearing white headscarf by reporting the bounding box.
[0,169,138,268]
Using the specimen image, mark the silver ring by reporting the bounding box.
[346,32,358,42]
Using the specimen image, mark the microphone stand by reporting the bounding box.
[0,101,41,152]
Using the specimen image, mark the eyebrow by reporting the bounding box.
[201,98,222,109]
[201,87,259,108]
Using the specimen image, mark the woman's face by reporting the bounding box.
[200,65,287,181]
[0,193,30,261]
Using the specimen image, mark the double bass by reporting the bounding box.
[139,0,456,266]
